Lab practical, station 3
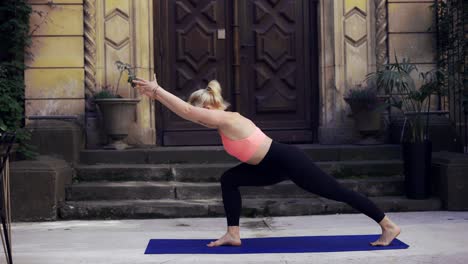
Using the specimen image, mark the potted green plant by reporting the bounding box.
[93,61,140,150]
[344,83,388,145]
[366,56,445,199]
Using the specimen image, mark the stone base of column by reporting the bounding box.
[27,119,84,164]
[432,151,468,211]
[10,156,72,221]
[126,125,156,146]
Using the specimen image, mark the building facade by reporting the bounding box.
[25,0,437,147]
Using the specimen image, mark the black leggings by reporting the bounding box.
[220,141,386,226]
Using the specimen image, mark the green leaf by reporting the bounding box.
[0,1,40,158]
[0,119,7,132]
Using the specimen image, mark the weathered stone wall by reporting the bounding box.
[318,0,437,144]
[10,156,73,221]
[25,0,155,145]
[385,0,443,146]
[388,0,437,84]
[26,0,85,119]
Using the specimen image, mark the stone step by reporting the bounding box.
[59,196,442,220]
[79,144,401,164]
[74,160,403,182]
[66,176,404,201]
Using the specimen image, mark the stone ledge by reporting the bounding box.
[26,119,84,165]
[10,156,73,221]
[432,151,468,211]
[432,151,468,165]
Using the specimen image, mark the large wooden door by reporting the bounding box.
[238,0,318,142]
[155,0,318,146]
[155,0,231,145]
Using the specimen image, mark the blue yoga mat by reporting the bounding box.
[144,235,409,254]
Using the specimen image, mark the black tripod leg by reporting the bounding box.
[0,194,12,264]
[0,215,12,264]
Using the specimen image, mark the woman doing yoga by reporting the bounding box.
[132,74,401,248]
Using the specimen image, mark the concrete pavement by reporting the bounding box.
[7,211,468,263]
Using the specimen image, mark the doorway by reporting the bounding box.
[154,0,319,146]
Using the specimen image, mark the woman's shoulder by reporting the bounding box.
[218,112,255,135]
[223,111,243,125]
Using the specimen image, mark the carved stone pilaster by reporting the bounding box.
[375,0,388,68]
[84,0,103,148]
[93,0,155,145]
[84,0,97,109]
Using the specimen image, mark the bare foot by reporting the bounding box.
[371,218,401,246]
[206,232,242,247]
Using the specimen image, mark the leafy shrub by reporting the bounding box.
[344,86,381,112]
[0,0,37,159]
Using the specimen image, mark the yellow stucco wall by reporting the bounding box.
[388,0,437,86]
[25,0,155,145]
[25,1,85,119]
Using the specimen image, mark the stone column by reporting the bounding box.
[318,0,377,144]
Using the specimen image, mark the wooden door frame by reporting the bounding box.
[153,0,320,146]
[309,0,320,142]
[154,0,165,146]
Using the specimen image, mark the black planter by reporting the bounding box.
[402,140,432,199]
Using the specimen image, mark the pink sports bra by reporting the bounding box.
[219,126,267,162]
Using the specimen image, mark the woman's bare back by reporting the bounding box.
[218,112,256,139]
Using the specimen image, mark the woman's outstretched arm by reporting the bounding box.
[133,75,228,128]
[154,87,228,128]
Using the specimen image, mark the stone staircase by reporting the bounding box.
[59,144,442,220]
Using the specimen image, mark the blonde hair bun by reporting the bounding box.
[187,80,231,110]
[206,80,222,97]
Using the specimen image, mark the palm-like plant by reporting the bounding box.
[366,56,446,143]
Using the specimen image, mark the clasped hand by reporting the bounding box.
[132,73,160,98]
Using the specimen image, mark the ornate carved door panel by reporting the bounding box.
[155,0,318,146]
[155,0,231,145]
[238,0,318,143]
